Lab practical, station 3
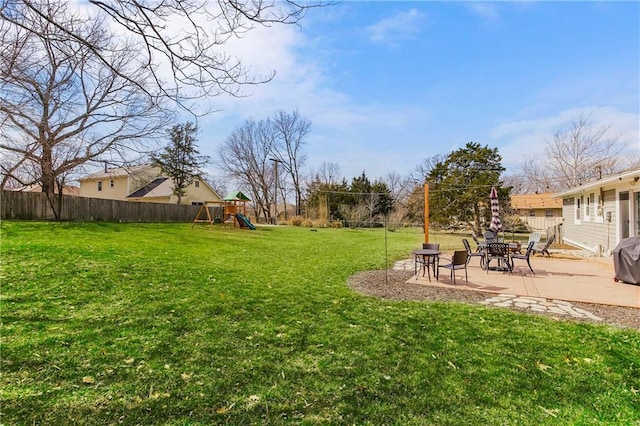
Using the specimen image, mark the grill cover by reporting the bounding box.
[612,237,640,285]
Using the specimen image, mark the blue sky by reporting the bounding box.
[196,1,639,182]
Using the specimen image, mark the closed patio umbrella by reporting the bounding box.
[489,186,503,233]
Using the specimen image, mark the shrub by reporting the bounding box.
[385,210,405,232]
[314,219,329,228]
[289,215,304,226]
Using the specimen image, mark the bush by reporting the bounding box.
[289,215,304,226]
[330,221,343,228]
[301,219,314,227]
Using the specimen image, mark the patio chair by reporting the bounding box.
[528,232,542,244]
[415,243,440,279]
[510,240,536,274]
[533,234,555,257]
[437,250,468,284]
[462,238,484,267]
[471,232,483,252]
[484,242,511,273]
[484,230,498,244]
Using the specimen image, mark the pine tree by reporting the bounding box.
[151,122,210,205]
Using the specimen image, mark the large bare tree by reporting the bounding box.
[1,0,326,109]
[546,114,628,188]
[0,1,168,195]
[217,118,275,220]
[522,114,632,192]
[217,110,310,220]
[270,110,310,215]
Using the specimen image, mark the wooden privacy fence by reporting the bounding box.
[1,190,200,222]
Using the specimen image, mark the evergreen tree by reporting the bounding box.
[372,180,395,216]
[428,142,508,233]
[151,122,210,205]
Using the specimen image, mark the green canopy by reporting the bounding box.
[223,191,251,202]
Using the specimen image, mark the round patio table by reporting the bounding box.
[413,249,440,281]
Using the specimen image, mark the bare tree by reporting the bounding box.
[1,0,327,110]
[217,118,274,220]
[270,110,310,216]
[404,153,447,225]
[338,203,368,229]
[0,1,168,196]
[519,114,630,192]
[519,157,556,193]
[409,153,447,183]
[381,171,414,225]
[204,174,228,197]
[500,172,529,195]
[545,114,627,189]
[384,171,415,205]
[311,161,341,185]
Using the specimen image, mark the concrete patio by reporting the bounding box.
[406,253,640,308]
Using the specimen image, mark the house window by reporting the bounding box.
[195,180,200,188]
[529,210,536,217]
[585,194,591,218]
[98,181,103,191]
[596,193,604,218]
[575,196,582,223]
[110,179,114,188]
[191,201,203,206]
[545,209,554,218]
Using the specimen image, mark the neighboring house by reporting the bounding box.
[554,167,640,256]
[79,164,221,205]
[510,193,563,231]
[8,184,80,196]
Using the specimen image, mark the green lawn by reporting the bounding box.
[1,222,638,425]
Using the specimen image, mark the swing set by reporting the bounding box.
[192,191,256,230]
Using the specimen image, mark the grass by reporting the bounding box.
[1,221,639,425]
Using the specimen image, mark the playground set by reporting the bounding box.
[192,191,256,230]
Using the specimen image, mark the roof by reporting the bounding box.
[8,184,80,196]
[510,192,562,210]
[554,167,640,198]
[223,191,251,201]
[127,177,171,198]
[79,164,155,181]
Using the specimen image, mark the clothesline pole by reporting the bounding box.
[424,183,430,243]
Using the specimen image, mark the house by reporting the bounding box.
[554,167,640,256]
[510,192,563,231]
[79,164,221,205]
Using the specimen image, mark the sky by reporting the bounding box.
[193,1,640,182]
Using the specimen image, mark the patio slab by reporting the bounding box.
[409,254,640,308]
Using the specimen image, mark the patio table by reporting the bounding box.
[482,243,513,272]
[413,249,440,282]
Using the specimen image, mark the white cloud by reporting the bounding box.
[491,106,640,168]
[464,3,502,23]
[190,20,423,178]
[366,9,425,47]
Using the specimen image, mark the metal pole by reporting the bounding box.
[384,213,388,286]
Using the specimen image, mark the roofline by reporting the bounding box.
[553,167,640,198]
[78,164,155,181]
[198,178,222,200]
